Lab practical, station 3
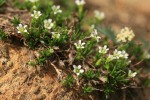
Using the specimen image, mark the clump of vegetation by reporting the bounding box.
[62,75,75,87]
[0,0,6,13]
[0,0,6,7]
[0,29,7,41]
[1,0,149,99]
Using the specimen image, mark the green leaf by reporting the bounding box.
[0,29,7,41]
[0,0,5,6]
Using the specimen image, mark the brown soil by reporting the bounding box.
[0,41,63,100]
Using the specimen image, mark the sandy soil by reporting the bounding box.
[0,41,65,100]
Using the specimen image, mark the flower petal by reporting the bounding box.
[80,69,84,73]
[76,73,80,76]
[78,65,81,69]
[73,65,76,69]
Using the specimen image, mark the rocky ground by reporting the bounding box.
[0,41,65,100]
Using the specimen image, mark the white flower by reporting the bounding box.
[44,19,54,30]
[98,45,109,54]
[126,60,131,65]
[116,27,135,43]
[90,29,101,42]
[94,10,105,21]
[48,48,54,54]
[113,49,129,59]
[90,24,95,31]
[31,10,42,19]
[143,51,150,59]
[52,5,62,15]
[128,70,137,78]
[73,65,84,76]
[107,54,115,61]
[121,50,129,59]
[107,49,129,61]
[74,40,86,49]
[32,5,37,9]
[26,0,38,3]
[16,24,28,34]
[75,0,86,6]
[113,49,122,59]
[51,32,60,39]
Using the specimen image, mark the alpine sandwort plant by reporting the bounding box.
[73,65,84,76]
[90,29,101,42]
[62,75,75,87]
[44,19,54,30]
[0,29,7,41]
[16,24,28,34]
[36,48,54,66]
[31,10,42,19]
[27,0,38,3]
[116,27,135,43]
[75,0,86,6]
[52,5,62,15]
[10,17,21,27]
[83,86,94,94]
[94,10,105,21]
[1,0,148,99]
